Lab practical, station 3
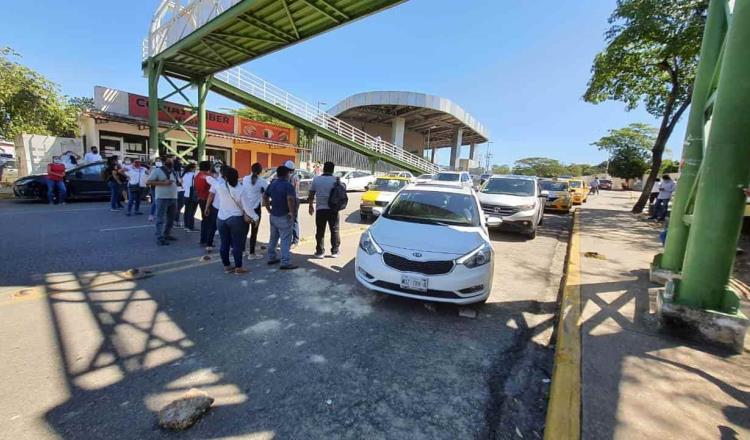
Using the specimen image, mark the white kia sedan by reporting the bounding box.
[355,183,499,304]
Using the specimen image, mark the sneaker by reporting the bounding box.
[330,250,340,257]
[205,246,214,253]
[148,215,154,222]
[223,265,236,273]
[234,267,249,275]
[280,264,299,270]
[314,251,325,259]
[248,253,264,260]
[164,236,178,241]
[267,259,281,265]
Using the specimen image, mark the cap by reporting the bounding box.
[283,160,296,170]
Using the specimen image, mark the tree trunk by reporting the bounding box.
[631,99,691,213]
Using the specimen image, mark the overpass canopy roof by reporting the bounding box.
[144,0,405,78]
[329,91,490,147]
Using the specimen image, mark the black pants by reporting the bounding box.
[218,215,245,268]
[199,199,218,246]
[184,197,198,230]
[315,209,340,254]
[248,206,262,254]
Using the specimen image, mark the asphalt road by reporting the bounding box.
[0,191,571,439]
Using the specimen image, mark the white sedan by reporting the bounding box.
[335,170,375,191]
[355,183,499,304]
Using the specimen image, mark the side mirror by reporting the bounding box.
[372,207,383,217]
[486,216,502,227]
[540,190,549,197]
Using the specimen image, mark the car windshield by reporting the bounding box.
[417,174,432,179]
[334,171,348,178]
[370,178,408,192]
[540,181,569,191]
[569,181,582,188]
[385,190,479,227]
[435,173,460,182]
[481,178,535,196]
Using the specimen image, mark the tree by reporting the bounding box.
[593,123,654,180]
[0,47,84,140]
[492,164,511,174]
[660,158,680,174]
[512,157,566,177]
[583,0,707,212]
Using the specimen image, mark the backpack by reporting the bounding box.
[328,177,348,211]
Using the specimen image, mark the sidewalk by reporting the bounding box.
[578,191,749,439]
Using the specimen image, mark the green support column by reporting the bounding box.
[677,0,750,311]
[368,156,379,174]
[147,59,161,158]
[660,0,727,271]
[197,77,210,161]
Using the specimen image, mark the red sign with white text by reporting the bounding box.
[128,94,234,133]
[238,118,291,143]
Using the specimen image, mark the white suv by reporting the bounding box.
[434,171,473,188]
[477,175,547,239]
[355,183,500,304]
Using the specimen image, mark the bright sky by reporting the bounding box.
[1,0,683,168]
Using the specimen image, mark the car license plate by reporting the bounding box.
[401,275,428,292]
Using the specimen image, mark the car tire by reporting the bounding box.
[526,227,537,240]
[538,213,544,226]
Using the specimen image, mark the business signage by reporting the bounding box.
[128,94,234,134]
[238,118,291,143]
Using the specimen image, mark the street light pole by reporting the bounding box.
[485,141,494,171]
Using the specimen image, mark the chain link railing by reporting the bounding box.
[215,67,441,173]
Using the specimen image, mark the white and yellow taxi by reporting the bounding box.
[359,176,411,221]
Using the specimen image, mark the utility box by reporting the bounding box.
[14,134,83,177]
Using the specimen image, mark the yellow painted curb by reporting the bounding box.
[544,211,581,440]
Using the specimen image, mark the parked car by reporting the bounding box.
[355,183,499,304]
[478,175,547,239]
[385,171,416,182]
[263,168,313,200]
[359,176,411,221]
[415,174,434,183]
[566,178,589,204]
[334,170,375,191]
[0,160,19,185]
[434,171,473,188]
[598,179,613,190]
[12,161,112,200]
[539,179,572,213]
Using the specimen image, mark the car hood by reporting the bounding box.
[362,190,398,204]
[14,174,47,184]
[370,217,485,256]
[546,190,570,198]
[478,193,537,206]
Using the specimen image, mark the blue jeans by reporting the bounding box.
[653,198,669,220]
[46,179,66,204]
[127,186,143,214]
[150,187,157,216]
[268,214,293,266]
[218,215,246,268]
[107,181,119,209]
[175,191,185,223]
[155,198,177,241]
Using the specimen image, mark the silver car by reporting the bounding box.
[477,175,547,239]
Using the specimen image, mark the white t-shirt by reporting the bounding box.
[657,180,676,200]
[208,176,224,209]
[61,153,77,169]
[213,182,256,221]
[182,171,196,196]
[84,152,102,163]
[126,167,148,187]
[241,175,269,211]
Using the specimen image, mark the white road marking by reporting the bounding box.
[99,225,153,232]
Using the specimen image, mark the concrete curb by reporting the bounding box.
[544,210,581,440]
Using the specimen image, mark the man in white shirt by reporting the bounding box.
[649,175,676,221]
[284,160,301,247]
[61,150,80,169]
[84,146,103,163]
[126,160,148,216]
[241,163,269,258]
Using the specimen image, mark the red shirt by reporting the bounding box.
[194,171,211,200]
[47,163,66,181]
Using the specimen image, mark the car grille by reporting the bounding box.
[383,253,454,275]
[481,204,520,216]
[547,196,558,202]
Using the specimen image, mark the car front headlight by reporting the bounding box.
[359,230,382,255]
[519,203,536,211]
[457,243,492,268]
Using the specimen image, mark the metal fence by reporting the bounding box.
[312,138,402,173]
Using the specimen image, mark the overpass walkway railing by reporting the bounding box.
[214,66,440,174]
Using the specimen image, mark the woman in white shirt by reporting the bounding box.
[241,163,269,259]
[181,163,198,232]
[212,167,257,274]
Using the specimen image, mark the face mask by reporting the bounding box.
[53,159,61,164]
[155,161,163,167]
[124,160,132,165]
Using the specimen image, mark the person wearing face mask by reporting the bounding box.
[147,157,179,246]
[194,161,214,248]
[148,158,163,222]
[46,156,67,205]
[126,160,148,216]
[84,146,102,163]
[203,163,225,253]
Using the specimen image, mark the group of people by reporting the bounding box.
[141,157,345,274]
[648,175,676,221]
[45,146,104,205]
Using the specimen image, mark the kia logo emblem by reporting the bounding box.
[412,252,423,258]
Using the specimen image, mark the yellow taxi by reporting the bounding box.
[566,178,589,205]
[540,179,573,213]
[359,176,411,221]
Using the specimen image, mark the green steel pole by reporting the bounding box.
[677,0,750,311]
[147,59,160,158]
[660,0,727,271]
[197,77,209,161]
